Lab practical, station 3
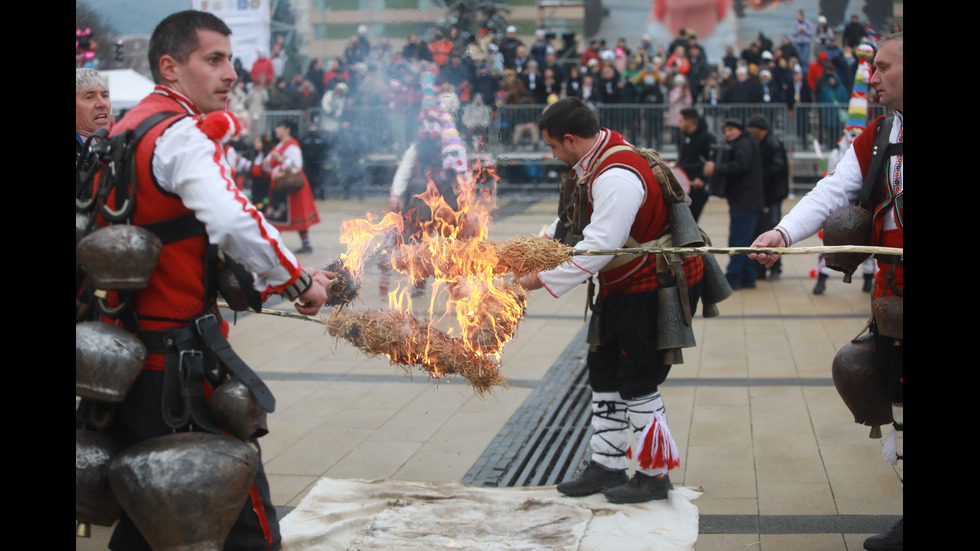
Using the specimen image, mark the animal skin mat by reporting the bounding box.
[280,478,701,550]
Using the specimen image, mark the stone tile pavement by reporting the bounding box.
[78,195,901,550]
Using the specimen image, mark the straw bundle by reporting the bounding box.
[453,279,528,354]
[323,259,361,307]
[391,236,573,279]
[492,236,574,276]
[324,309,503,395]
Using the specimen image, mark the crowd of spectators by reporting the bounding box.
[223,13,895,194]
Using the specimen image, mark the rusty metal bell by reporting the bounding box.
[831,333,892,435]
[76,224,162,290]
[668,201,706,247]
[209,378,269,441]
[700,253,732,318]
[872,296,903,340]
[109,432,259,551]
[76,429,124,528]
[657,284,696,352]
[822,206,872,283]
[217,265,252,312]
[76,321,146,402]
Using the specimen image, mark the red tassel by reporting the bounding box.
[199,110,242,143]
[628,411,679,471]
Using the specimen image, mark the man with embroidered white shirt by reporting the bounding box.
[751,31,903,551]
[525,135,645,297]
[520,97,703,503]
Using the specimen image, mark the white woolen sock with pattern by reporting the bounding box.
[589,391,630,472]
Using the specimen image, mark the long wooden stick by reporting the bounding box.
[572,245,903,257]
[219,245,900,322]
[217,301,326,325]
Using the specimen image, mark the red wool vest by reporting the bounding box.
[584,130,703,295]
[852,116,904,246]
[850,116,903,298]
[101,93,225,369]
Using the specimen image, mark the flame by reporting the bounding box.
[338,211,403,275]
[404,165,527,356]
[334,159,527,385]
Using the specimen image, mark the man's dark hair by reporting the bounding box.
[149,10,232,84]
[538,97,600,139]
[277,118,298,137]
[680,107,700,123]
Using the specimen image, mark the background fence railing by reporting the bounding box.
[253,102,889,197]
[260,102,888,159]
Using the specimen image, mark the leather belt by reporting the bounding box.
[194,314,277,413]
[138,315,277,428]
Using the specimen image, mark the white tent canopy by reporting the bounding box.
[100,69,155,111]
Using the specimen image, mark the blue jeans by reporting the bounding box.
[727,209,760,289]
[796,41,811,64]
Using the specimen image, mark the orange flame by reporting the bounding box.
[338,211,403,275]
[337,159,526,374]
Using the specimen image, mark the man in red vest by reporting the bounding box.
[751,32,903,551]
[99,11,332,550]
[520,97,703,504]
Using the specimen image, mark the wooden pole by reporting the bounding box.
[217,302,326,325]
[571,245,903,257]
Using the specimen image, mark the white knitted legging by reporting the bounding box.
[589,390,667,475]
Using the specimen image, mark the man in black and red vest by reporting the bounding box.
[520,97,704,504]
[97,11,333,550]
[752,32,903,551]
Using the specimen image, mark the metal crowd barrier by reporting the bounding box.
[250,102,889,197]
[259,102,887,157]
[483,102,889,155]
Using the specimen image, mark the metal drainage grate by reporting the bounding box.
[464,324,593,488]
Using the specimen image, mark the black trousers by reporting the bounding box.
[587,284,702,399]
[872,325,903,404]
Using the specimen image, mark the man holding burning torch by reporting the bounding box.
[77,11,333,550]
[520,97,703,503]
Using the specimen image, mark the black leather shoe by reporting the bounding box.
[863,273,874,293]
[813,274,828,295]
[603,472,673,503]
[557,461,628,497]
[864,518,903,551]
